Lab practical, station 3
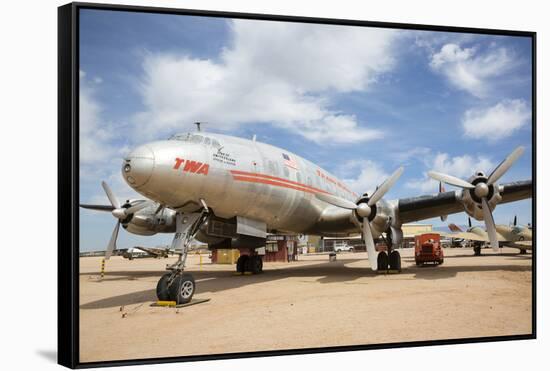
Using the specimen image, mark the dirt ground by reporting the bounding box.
[79,247,532,363]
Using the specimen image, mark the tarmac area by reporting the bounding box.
[79,247,532,363]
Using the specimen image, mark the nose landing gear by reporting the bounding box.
[156,204,209,304]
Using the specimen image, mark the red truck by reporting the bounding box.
[415,233,444,266]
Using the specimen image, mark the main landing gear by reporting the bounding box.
[236,254,263,274]
[377,230,401,272]
[473,242,482,256]
[156,204,209,304]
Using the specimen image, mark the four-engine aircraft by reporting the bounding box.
[81,131,532,304]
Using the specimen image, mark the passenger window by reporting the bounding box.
[273,162,280,176]
[204,138,211,146]
[211,139,221,149]
[283,167,289,178]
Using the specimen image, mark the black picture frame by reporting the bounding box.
[58,2,536,368]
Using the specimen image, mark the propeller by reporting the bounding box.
[315,167,404,270]
[428,147,524,252]
[100,181,151,259]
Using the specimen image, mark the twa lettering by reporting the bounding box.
[173,158,209,175]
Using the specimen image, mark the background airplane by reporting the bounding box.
[443,216,532,255]
[81,130,532,304]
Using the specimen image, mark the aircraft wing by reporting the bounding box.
[439,231,488,242]
[133,246,169,257]
[501,240,532,251]
[397,180,532,224]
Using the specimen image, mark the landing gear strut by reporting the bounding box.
[156,204,209,304]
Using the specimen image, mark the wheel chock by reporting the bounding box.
[154,300,177,307]
[150,298,210,308]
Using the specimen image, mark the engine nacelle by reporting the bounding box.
[461,173,502,221]
[122,205,177,235]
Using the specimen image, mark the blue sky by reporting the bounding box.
[79,9,533,251]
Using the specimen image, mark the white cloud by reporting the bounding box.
[135,20,399,144]
[406,152,494,193]
[340,159,390,195]
[429,43,514,98]
[391,146,431,163]
[79,71,114,164]
[462,99,531,141]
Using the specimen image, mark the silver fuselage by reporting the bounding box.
[123,132,365,236]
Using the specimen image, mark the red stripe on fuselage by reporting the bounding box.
[232,175,325,195]
[230,170,330,195]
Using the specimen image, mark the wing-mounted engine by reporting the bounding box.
[123,205,176,236]
[460,172,502,221]
[428,146,524,251]
[315,167,404,271]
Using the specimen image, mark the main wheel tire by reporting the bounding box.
[236,255,249,273]
[377,251,389,271]
[439,258,444,265]
[249,255,263,274]
[389,250,401,272]
[520,249,527,254]
[349,247,354,253]
[156,273,172,301]
[168,273,196,305]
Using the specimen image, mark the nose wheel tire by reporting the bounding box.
[156,273,172,301]
[377,251,389,271]
[389,250,401,272]
[168,273,196,305]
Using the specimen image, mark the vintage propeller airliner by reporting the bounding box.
[81,130,532,304]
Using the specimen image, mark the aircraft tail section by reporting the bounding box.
[448,223,463,232]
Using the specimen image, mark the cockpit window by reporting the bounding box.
[189,134,204,144]
[169,133,222,148]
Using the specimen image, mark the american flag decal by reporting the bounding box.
[282,153,298,170]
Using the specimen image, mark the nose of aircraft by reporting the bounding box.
[122,145,155,188]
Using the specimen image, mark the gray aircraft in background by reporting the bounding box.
[81,130,532,304]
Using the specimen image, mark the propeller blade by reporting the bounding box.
[362,221,378,271]
[481,198,499,252]
[468,217,472,229]
[513,215,517,226]
[368,167,404,206]
[124,200,150,215]
[80,204,115,212]
[427,171,475,189]
[315,192,358,210]
[105,221,120,260]
[487,146,525,185]
[101,181,121,209]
